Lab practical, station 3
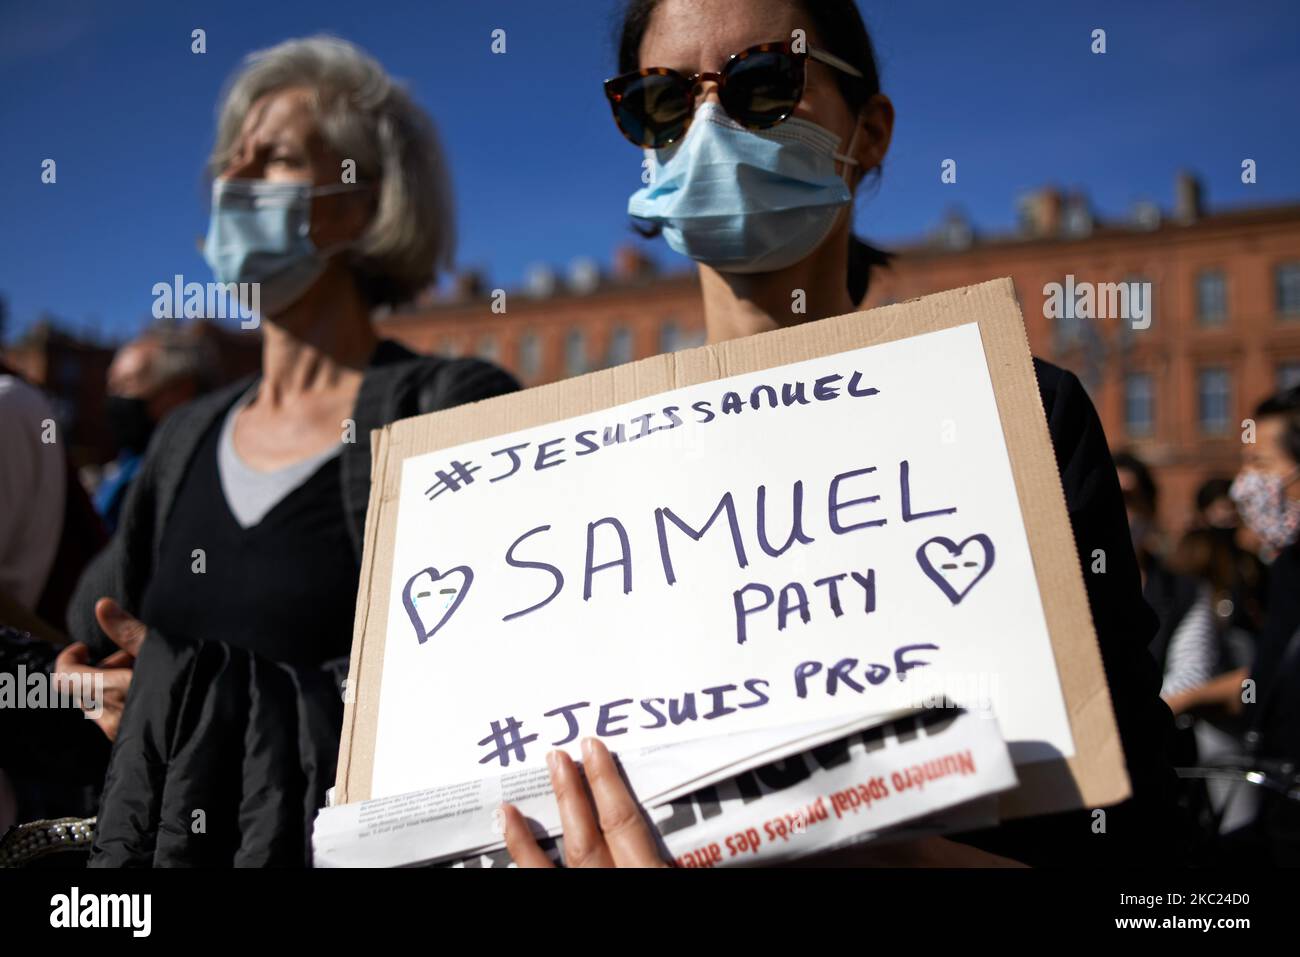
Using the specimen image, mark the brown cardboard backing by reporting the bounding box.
[336,278,1130,820]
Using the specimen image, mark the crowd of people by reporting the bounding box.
[1,0,1298,868]
[1115,425,1300,863]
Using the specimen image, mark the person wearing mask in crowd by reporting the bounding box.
[1113,452,1218,710]
[47,35,519,866]
[94,330,216,532]
[505,0,1185,868]
[1164,386,1300,863]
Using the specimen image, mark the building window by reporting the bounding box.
[476,335,499,363]
[679,328,707,350]
[1277,262,1300,317]
[564,329,587,376]
[1197,368,1232,434]
[659,320,681,354]
[1050,275,1083,349]
[518,333,541,381]
[1122,274,1154,329]
[1124,372,1154,437]
[606,325,634,367]
[1278,361,1300,392]
[1195,269,1227,325]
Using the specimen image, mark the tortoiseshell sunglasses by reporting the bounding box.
[603,40,863,149]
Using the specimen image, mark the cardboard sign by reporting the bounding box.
[337,279,1130,820]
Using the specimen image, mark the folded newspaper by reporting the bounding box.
[314,707,1016,867]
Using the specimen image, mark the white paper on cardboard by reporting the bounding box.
[368,322,1073,798]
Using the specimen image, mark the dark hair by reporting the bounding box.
[615,0,891,304]
[1194,476,1234,514]
[1254,384,1300,464]
[1113,450,1158,513]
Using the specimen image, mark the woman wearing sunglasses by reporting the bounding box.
[504,0,1185,868]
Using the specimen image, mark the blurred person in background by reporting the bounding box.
[1169,477,1267,830]
[1113,454,1247,850]
[0,368,65,629]
[44,35,518,867]
[93,329,217,532]
[1167,386,1300,863]
[1194,477,1240,532]
[1173,477,1267,665]
[0,365,108,837]
[0,368,67,833]
[0,363,106,633]
[1113,452,1218,711]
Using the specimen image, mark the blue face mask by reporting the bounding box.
[627,103,859,274]
[203,179,362,316]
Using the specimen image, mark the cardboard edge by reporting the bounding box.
[335,421,394,804]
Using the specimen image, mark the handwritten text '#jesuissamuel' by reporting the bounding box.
[423,368,879,500]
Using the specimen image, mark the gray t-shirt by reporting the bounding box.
[217,388,342,528]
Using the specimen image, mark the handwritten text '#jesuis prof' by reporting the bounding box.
[423,369,879,501]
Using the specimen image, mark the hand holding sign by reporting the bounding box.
[502,738,669,868]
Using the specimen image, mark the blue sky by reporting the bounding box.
[1,0,1297,343]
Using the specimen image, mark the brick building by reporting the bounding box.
[377,246,707,387]
[8,174,1299,533]
[861,174,1300,531]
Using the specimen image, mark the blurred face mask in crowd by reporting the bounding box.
[627,102,859,274]
[105,394,154,455]
[203,179,365,315]
[1230,468,1300,551]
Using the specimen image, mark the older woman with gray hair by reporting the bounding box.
[52,36,517,866]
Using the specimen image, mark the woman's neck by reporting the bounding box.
[257,268,378,407]
[700,221,857,343]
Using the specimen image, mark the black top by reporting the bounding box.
[1142,556,1201,674]
[1251,541,1300,760]
[139,418,357,666]
[953,359,1186,866]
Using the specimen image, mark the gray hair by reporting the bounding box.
[208,35,455,307]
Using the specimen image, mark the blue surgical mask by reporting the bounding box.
[627,103,859,274]
[203,178,362,316]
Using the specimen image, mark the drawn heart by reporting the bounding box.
[402,565,474,644]
[916,534,995,605]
